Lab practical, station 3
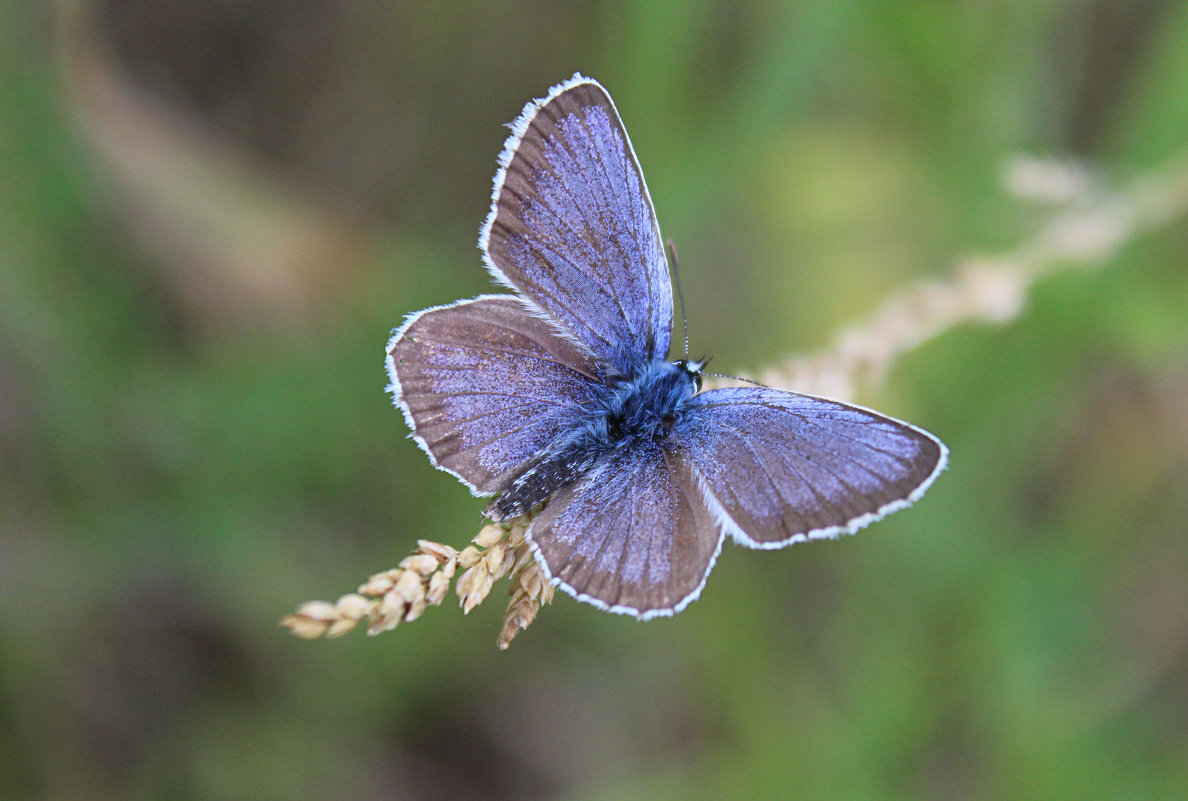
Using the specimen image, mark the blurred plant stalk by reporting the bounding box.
[54,0,371,330]
[724,148,1188,402]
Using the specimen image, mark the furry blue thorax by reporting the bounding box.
[486,358,702,521]
[589,358,703,446]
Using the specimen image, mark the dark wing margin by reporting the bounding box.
[480,73,673,375]
[676,387,948,548]
[525,439,725,619]
[386,295,601,495]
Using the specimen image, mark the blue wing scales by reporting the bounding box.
[386,295,602,495]
[525,439,723,618]
[480,74,672,374]
[675,387,948,548]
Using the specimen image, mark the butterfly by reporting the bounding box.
[386,74,948,619]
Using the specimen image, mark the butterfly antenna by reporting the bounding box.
[667,240,690,359]
[705,371,766,388]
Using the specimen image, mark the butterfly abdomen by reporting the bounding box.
[486,446,601,521]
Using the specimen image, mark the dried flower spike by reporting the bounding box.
[280,517,556,647]
[499,560,555,650]
[281,537,463,639]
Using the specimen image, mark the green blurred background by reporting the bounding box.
[3,2,1188,799]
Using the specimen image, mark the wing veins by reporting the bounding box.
[711,413,892,503]
[577,110,648,349]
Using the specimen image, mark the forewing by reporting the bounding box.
[677,387,948,547]
[526,439,724,618]
[481,73,673,374]
[387,295,601,495]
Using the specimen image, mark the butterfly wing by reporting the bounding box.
[674,387,947,547]
[526,439,724,618]
[524,386,945,617]
[481,74,673,375]
[387,295,602,495]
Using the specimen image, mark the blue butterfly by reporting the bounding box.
[387,74,947,619]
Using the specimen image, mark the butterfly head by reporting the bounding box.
[673,358,707,393]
